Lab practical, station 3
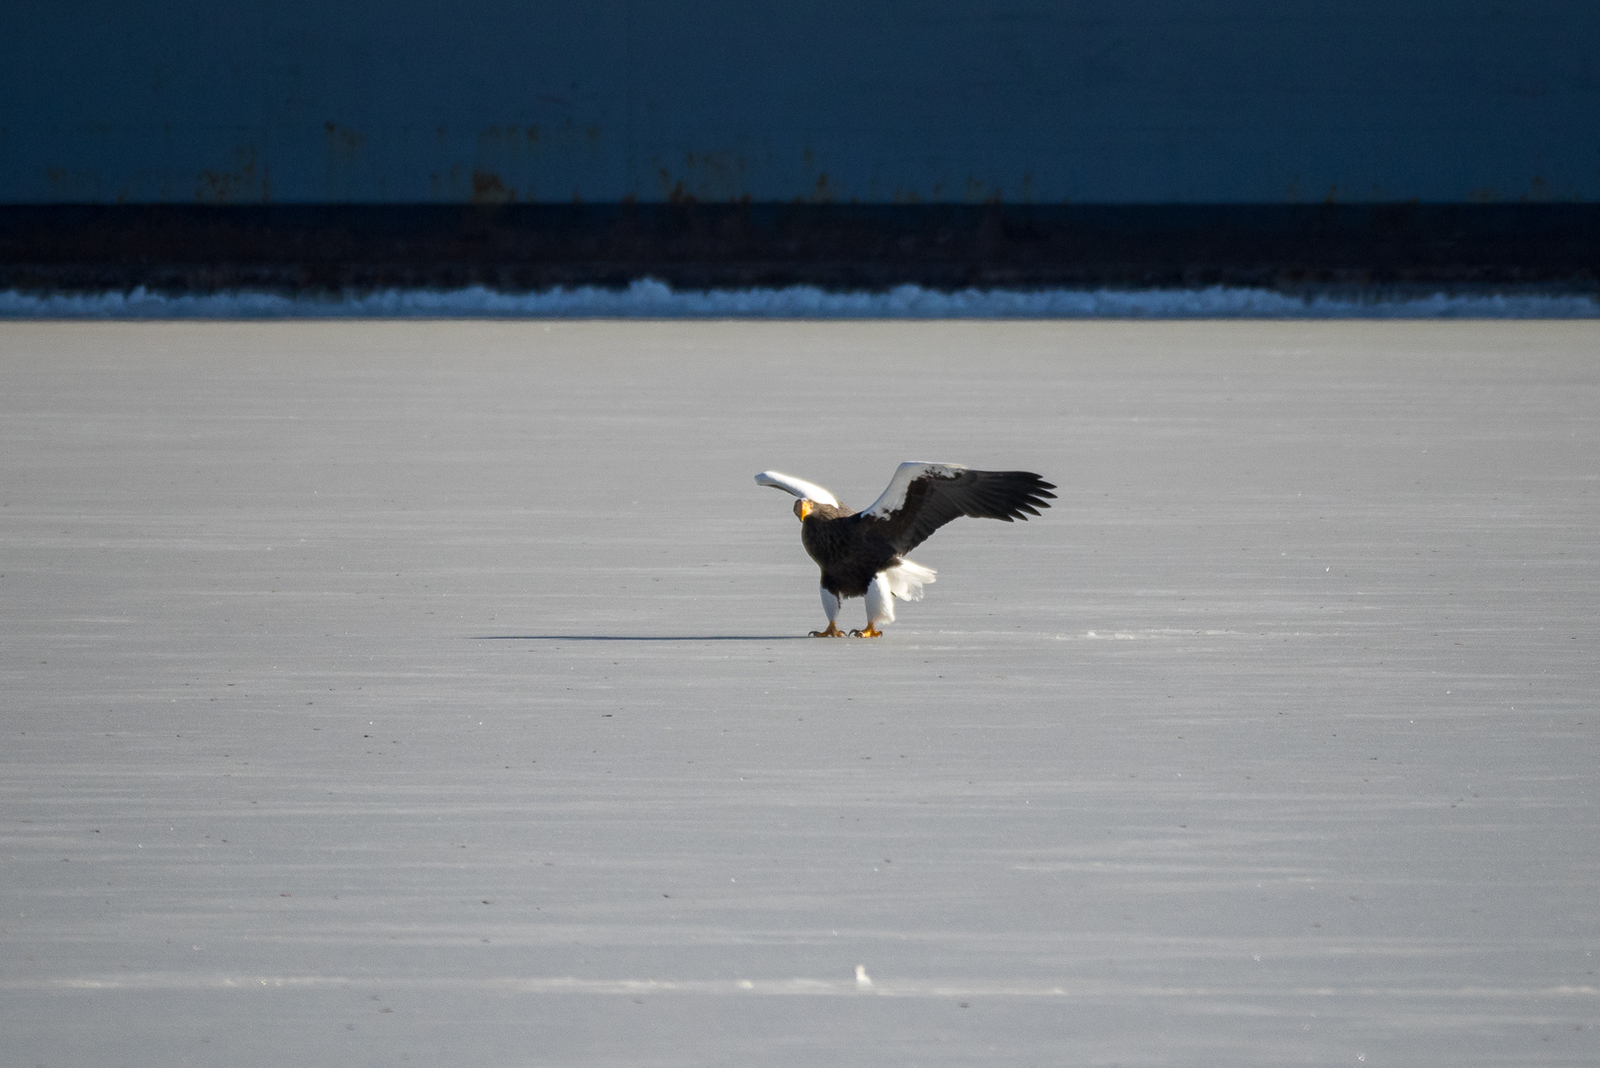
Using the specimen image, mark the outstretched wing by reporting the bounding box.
[754,470,842,507]
[861,462,1055,554]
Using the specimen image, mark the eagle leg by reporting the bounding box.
[855,573,892,638]
[811,587,846,637]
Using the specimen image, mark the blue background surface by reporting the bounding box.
[4,2,1597,204]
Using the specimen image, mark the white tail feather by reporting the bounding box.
[884,559,936,601]
[867,561,936,628]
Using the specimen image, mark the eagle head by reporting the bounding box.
[793,499,815,521]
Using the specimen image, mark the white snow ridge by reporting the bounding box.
[3,280,1597,319]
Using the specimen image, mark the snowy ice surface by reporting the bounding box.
[2,321,1597,1066]
[2,279,1599,319]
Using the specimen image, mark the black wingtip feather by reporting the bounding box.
[865,466,1058,553]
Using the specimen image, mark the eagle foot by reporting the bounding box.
[809,623,847,637]
[850,625,883,638]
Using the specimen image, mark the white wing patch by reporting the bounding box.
[754,471,841,506]
[862,462,966,519]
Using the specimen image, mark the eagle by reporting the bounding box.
[755,462,1056,637]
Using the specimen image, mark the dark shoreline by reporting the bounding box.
[3,203,1596,295]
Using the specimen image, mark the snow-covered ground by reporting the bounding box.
[2,320,1596,1066]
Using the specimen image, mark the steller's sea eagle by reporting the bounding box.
[755,463,1056,637]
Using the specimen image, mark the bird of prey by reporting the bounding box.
[755,462,1055,637]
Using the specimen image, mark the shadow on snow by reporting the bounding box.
[471,634,810,642]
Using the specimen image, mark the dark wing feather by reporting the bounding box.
[865,469,1056,555]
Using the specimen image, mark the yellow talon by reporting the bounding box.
[851,625,883,638]
[809,623,847,637]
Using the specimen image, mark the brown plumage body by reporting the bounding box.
[796,501,900,599]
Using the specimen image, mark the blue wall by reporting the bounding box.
[4,2,1596,205]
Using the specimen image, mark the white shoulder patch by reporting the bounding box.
[754,470,841,507]
[862,462,966,518]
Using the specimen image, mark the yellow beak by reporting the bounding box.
[797,499,814,521]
